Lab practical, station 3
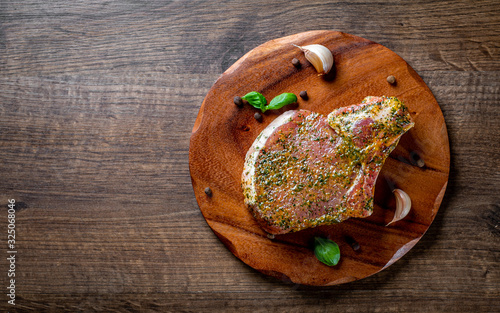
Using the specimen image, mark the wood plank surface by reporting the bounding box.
[0,0,499,312]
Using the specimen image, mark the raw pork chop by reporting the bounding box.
[242,96,414,235]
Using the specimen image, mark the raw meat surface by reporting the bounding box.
[242,96,414,235]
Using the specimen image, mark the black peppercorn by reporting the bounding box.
[409,151,425,167]
[387,75,396,85]
[204,187,212,197]
[292,58,301,68]
[345,235,360,251]
[234,96,244,107]
[254,112,263,122]
[299,90,308,100]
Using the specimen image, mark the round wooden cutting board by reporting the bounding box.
[189,30,450,286]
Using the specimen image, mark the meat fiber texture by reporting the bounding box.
[242,96,415,235]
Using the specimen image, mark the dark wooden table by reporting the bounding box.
[1,1,498,312]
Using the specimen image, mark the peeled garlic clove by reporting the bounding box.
[386,189,411,226]
[294,44,334,75]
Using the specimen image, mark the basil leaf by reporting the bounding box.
[265,93,297,112]
[314,237,340,266]
[242,91,267,110]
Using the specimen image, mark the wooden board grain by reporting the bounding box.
[189,31,450,285]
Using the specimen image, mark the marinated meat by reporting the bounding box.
[242,96,414,235]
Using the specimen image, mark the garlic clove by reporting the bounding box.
[386,189,411,226]
[294,44,334,75]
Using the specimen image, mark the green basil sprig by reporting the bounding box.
[267,93,297,112]
[242,91,297,113]
[242,91,267,110]
[314,237,340,266]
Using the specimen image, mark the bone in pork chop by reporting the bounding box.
[242,96,414,235]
